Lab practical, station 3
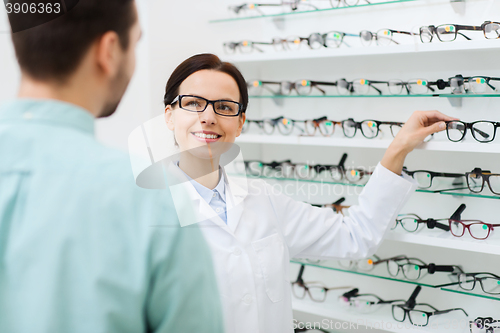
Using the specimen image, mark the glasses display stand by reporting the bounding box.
[216,0,500,329]
[237,134,500,154]
[211,0,420,24]
[291,260,500,302]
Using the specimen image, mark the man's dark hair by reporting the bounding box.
[10,0,136,82]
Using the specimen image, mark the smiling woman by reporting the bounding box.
[160,53,456,333]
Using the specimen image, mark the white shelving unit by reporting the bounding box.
[216,0,500,330]
[237,134,500,153]
[384,230,500,256]
[224,40,500,64]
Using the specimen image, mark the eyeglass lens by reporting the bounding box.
[179,96,240,116]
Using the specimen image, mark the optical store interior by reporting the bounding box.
[1,0,500,332]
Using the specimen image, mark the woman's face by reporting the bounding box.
[165,69,246,160]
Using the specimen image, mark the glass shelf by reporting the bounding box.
[291,260,500,301]
[441,288,500,302]
[237,174,500,200]
[210,0,418,23]
[249,94,500,99]
[290,259,437,288]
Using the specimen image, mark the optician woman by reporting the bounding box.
[162,53,455,333]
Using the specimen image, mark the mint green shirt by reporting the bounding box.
[0,99,224,333]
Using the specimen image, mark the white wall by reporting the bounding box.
[0,0,152,151]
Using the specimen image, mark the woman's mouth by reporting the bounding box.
[191,131,222,142]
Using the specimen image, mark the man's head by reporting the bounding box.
[10,0,141,117]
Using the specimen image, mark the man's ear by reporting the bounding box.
[165,105,175,131]
[95,31,122,77]
[236,112,246,137]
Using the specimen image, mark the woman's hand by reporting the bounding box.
[381,110,459,175]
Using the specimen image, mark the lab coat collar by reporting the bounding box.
[163,160,248,235]
[175,162,226,203]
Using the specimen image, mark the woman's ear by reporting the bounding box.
[235,112,246,137]
[165,105,175,131]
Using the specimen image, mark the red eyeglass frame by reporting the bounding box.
[448,219,500,240]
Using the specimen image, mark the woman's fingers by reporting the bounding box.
[423,121,446,136]
[420,110,459,125]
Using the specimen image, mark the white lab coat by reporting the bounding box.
[163,160,417,333]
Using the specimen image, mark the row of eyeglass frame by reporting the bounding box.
[235,156,500,196]
[242,116,403,139]
[243,115,500,143]
[224,21,500,53]
[313,197,500,240]
[228,0,372,15]
[394,203,500,240]
[292,265,472,327]
[301,252,500,294]
[247,75,500,96]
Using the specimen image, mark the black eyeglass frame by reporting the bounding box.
[392,303,468,327]
[402,167,465,189]
[341,118,404,139]
[445,120,500,143]
[170,95,243,117]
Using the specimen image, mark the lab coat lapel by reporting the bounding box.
[164,161,234,235]
[223,167,248,233]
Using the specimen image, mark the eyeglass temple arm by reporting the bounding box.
[294,264,305,283]
[379,299,407,304]
[425,219,450,231]
[432,186,470,193]
[439,172,465,178]
[472,127,491,139]
[372,255,408,265]
[426,264,460,274]
[338,153,348,169]
[457,32,472,40]
[434,307,469,317]
[228,4,246,13]
[450,203,466,220]
[341,288,359,299]
[414,302,439,311]
[350,293,384,302]
[392,30,417,36]
[404,286,421,309]
[333,197,346,205]
[368,83,383,95]
[456,25,483,31]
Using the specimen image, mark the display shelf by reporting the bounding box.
[290,259,437,288]
[210,0,418,23]
[292,298,467,333]
[236,134,500,154]
[291,260,500,302]
[232,174,500,200]
[384,230,500,256]
[248,94,500,99]
[440,288,500,302]
[223,40,500,63]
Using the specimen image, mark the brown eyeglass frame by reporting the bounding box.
[466,168,500,195]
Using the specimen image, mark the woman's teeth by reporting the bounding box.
[193,132,220,139]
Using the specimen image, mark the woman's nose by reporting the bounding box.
[199,103,217,124]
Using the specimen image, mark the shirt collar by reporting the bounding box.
[0,98,95,135]
[175,163,226,203]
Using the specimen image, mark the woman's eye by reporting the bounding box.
[218,104,234,112]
